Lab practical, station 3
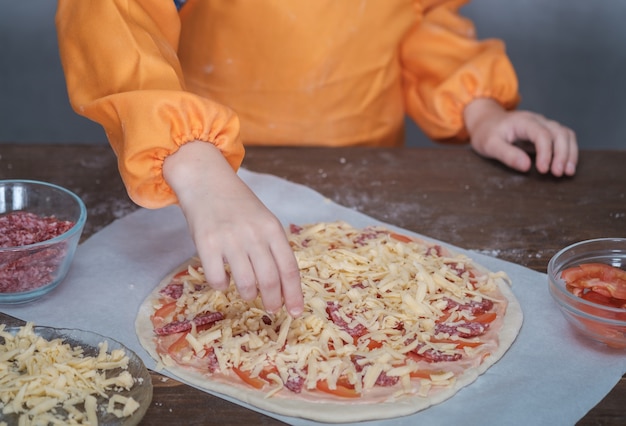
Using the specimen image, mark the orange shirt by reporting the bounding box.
[56,0,519,208]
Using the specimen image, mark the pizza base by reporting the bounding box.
[136,230,523,423]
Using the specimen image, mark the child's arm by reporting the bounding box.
[56,1,301,315]
[163,141,305,317]
[400,2,577,176]
[401,0,519,144]
[464,99,578,176]
[56,0,245,208]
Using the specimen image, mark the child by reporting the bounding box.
[56,1,578,317]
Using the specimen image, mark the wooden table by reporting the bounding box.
[1,144,625,425]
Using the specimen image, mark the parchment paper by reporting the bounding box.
[3,169,625,425]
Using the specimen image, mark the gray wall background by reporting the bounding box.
[1,1,625,150]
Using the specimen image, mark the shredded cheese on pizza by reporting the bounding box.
[150,221,510,401]
[0,323,140,424]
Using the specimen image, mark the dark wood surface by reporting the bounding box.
[1,144,625,425]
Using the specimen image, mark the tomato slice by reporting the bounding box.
[336,376,356,389]
[167,332,192,359]
[405,351,422,364]
[562,263,626,302]
[233,367,267,390]
[561,263,626,283]
[436,311,452,323]
[409,369,446,379]
[172,267,193,281]
[429,338,482,348]
[473,312,497,324]
[153,301,178,321]
[258,365,279,381]
[353,336,383,350]
[580,290,623,308]
[390,233,412,243]
[316,379,360,398]
[367,339,383,350]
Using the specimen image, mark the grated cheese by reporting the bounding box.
[0,323,140,425]
[152,221,510,401]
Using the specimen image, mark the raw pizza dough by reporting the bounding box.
[136,222,523,423]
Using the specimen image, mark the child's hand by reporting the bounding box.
[464,98,578,176]
[163,141,304,317]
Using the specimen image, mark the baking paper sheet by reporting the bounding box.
[3,169,625,425]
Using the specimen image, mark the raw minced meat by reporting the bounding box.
[0,211,74,248]
[0,211,76,293]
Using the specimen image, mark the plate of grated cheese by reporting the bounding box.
[0,323,152,425]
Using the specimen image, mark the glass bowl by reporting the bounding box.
[0,325,153,425]
[548,238,626,349]
[0,180,87,304]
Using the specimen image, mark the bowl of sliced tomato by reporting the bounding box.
[548,238,626,349]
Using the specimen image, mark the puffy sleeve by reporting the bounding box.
[55,0,244,208]
[401,0,520,142]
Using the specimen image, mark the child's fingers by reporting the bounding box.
[249,247,283,313]
[531,119,577,177]
[225,250,259,302]
[520,120,554,174]
[468,108,578,177]
[565,144,578,176]
[512,114,577,177]
[547,122,578,176]
[197,246,231,292]
[197,223,303,317]
[481,139,532,173]
[271,241,304,318]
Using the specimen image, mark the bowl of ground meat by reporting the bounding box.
[0,180,87,304]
